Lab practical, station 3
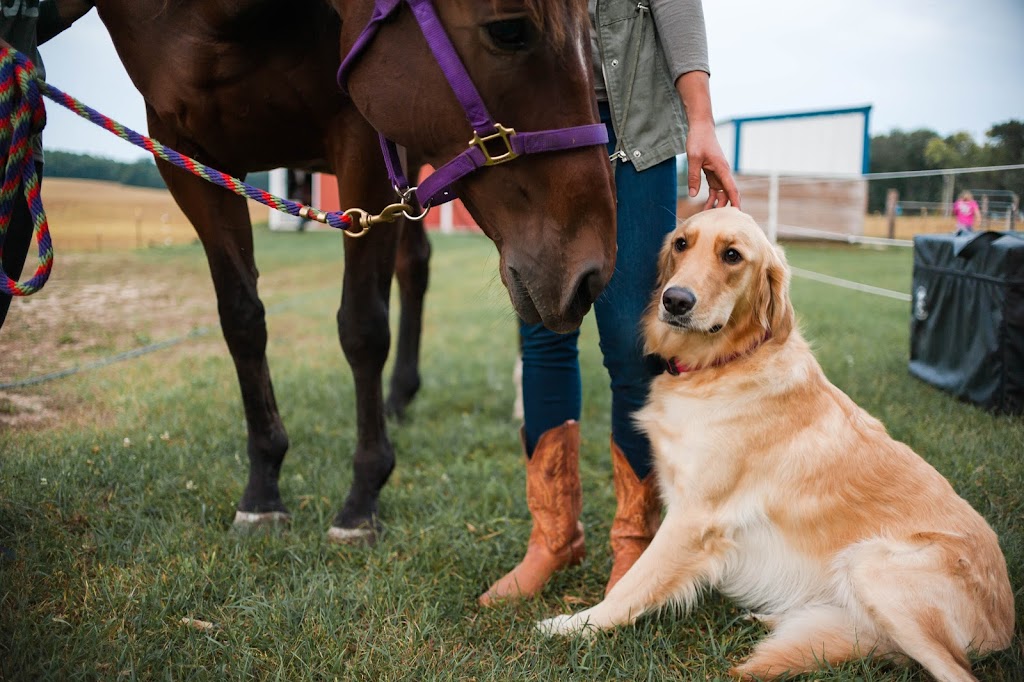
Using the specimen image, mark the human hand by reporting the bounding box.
[685,121,741,210]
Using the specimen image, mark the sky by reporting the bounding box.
[37,0,1024,163]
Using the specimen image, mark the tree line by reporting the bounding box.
[868,119,1023,213]
[42,150,270,191]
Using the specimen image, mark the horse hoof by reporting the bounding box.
[326,525,378,546]
[232,510,291,531]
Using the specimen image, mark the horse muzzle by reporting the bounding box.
[504,258,609,334]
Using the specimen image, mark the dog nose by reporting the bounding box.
[662,287,696,316]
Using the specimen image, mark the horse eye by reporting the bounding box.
[483,19,532,52]
[723,248,742,264]
[673,237,687,253]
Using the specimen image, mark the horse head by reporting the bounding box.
[335,0,616,333]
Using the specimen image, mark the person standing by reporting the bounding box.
[0,0,93,331]
[952,190,981,232]
[480,0,740,605]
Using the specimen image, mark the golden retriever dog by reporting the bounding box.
[538,208,1014,681]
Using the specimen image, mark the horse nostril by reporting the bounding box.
[662,287,696,316]
[570,266,605,310]
[581,267,604,305]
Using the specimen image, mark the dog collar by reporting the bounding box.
[663,330,773,376]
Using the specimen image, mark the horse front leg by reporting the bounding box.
[327,123,402,545]
[386,217,430,420]
[149,112,290,528]
[330,222,400,543]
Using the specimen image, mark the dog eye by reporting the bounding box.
[673,237,687,253]
[482,18,533,52]
[723,248,742,264]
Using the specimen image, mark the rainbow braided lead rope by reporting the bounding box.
[0,46,51,296]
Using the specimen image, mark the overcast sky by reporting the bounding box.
[38,0,1024,163]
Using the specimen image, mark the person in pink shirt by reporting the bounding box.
[953,190,981,231]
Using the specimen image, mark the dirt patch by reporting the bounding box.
[3,177,343,427]
[1,251,219,396]
[0,391,57,428]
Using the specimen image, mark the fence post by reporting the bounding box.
[980,195,989,229]
[767,171,779,244]
[439,201,453,234]
[941,174,954,216]
[885,188,898,240]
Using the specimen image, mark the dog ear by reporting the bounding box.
[756,244,793,340]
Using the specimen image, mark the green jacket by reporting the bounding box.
[592,0,709,171]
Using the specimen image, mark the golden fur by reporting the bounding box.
[539,208,1014,681]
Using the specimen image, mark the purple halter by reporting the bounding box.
[337,0,609,209]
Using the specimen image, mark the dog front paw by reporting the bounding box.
[536,612,595,637]
[537,614,574,636]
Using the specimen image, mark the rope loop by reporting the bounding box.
[0,45,52,296]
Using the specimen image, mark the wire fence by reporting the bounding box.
[693,162,1024,248]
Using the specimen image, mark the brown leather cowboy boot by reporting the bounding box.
[479,420,585,605]
[605,438,662,595]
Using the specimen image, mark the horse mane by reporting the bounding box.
[520,0,588,48]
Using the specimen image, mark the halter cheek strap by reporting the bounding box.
[337,0,609,208]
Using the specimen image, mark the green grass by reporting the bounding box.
[2,230,1022,680]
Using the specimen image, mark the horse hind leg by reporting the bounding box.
[149,112,290,530]
[730,605,885,680]
[386,215,430,420]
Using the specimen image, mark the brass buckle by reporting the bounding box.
[469,123,518,166]
[341,202,414,238]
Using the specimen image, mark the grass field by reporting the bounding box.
[41,178,267,251]
[1,221,1022,680]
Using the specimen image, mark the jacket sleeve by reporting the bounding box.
[649,0,710,82]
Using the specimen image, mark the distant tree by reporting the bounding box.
[987,120,1024,164]
[44,150,166,188]
[42,150,272,193]
[868,121,1024,213]
[868,129,942,212]
[924,132,983,169]
[981,121,1024,205]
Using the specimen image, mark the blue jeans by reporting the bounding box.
[519,103,677,479]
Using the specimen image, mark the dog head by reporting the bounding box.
[644,207,793,368]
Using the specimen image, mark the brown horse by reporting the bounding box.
[90,0,616,542]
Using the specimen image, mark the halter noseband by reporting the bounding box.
[337,0,609,209]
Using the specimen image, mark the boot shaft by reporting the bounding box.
[524,420,582,553]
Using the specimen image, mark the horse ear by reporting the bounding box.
[756,244,793,340]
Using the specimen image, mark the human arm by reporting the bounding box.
[650,0,739,208]
[676,70,739,209]
[37,0,94,45]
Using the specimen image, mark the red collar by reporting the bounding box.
[664,330,772,376]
